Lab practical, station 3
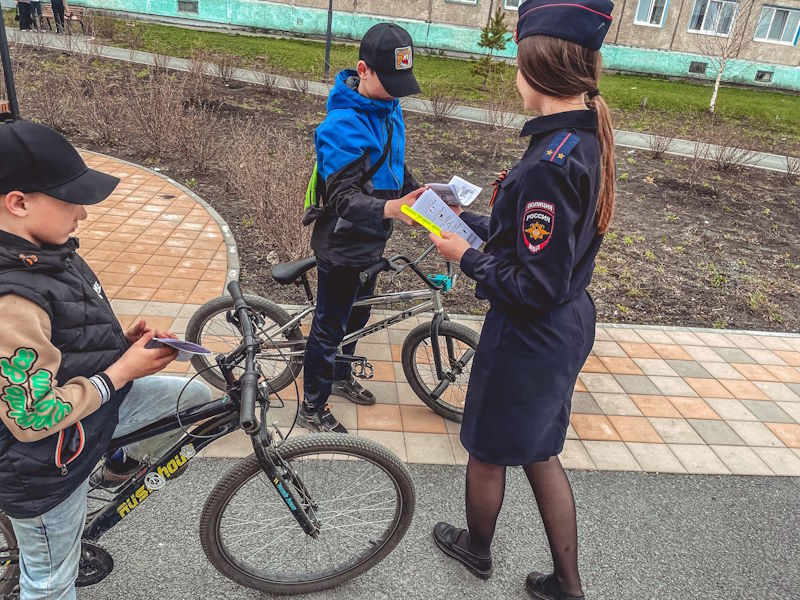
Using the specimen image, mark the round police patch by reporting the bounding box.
[522,201,554,254]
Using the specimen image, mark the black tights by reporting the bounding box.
[464,455,582,596]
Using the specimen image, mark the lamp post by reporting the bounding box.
[323,0,333,80]
[0,14,20,120]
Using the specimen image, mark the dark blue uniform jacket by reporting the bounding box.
[460,110,603,318]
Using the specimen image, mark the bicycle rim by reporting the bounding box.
[201,435,414,594]
[404,322,477,420]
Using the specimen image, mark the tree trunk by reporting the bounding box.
[709,62,725,114]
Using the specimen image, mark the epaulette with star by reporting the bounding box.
[541,130,580,167]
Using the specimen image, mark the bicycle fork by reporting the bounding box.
[428,293,474,400]
[251,428,320,539]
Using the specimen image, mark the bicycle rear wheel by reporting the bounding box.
[199,434,415,595]
[0,511,19,596]
[401,321,479,423]
[185,294,304,392]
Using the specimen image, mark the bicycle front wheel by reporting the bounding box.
[401,321,479,423]
[185,294,304,392]
[0,510,19,595]
[199,434,415,595]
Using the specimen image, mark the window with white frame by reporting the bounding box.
[634,0,668,26]
[754,6,800,43]
[504,0,521,9]
[688,0,738,35]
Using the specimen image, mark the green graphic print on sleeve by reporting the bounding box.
[0,348,73,431]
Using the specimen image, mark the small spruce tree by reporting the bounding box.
[471,7,509,87]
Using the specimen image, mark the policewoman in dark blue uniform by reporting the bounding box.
[428,1,616,598]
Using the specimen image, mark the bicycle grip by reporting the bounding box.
[227,280,248,312]
[238,371,259,434]
[359,259,390,285]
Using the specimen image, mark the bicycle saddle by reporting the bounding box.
[271,257,317,284]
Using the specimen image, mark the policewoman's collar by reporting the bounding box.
[521,110,598,138]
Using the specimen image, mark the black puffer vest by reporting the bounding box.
[0,232,130,518]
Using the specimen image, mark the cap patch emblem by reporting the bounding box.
[522,201,554,255]
[395,46,413,70]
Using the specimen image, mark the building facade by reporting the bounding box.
[74,0,800,90]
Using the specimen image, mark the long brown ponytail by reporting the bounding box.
[517,35,616,234]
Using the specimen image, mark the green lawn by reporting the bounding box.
[3,10,800,144]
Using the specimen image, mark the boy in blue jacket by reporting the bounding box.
[300,23,424,432]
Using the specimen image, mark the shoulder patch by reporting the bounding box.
[541,131,580,167]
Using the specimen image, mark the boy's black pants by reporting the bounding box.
[303,259,377,409]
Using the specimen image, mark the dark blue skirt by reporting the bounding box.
[460,291,596,466]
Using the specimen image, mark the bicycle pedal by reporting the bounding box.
[354,361,374,380]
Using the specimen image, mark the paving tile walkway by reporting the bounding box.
[83,153,800,476]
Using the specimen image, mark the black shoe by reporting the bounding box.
[298,402,348,433]
[432,522,492,579]
[89,456,145,490]
[331,377,376,405]
[526,572,584,600]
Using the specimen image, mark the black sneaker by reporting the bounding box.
[432,522,493,579]
[331,377,376,405]
[526,572,584,600]
[89,456,145,490]
[298,402,348,433]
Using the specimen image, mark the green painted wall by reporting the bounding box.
[72,0,800,91]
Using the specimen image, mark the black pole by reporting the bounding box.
[0,13,20,120]
[323,0,333,80]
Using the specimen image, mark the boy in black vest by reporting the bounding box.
[0,120,211,598]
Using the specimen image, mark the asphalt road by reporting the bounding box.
[78,460,800,600]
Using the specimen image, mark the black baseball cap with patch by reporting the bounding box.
[0,120,119,205]
[359,23,421,98]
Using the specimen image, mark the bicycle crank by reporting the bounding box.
[75,542,113,587]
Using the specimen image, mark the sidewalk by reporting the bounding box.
[77,151,800,477]
[9,29,798,172]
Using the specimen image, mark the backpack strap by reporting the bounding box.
[358,120,394,188]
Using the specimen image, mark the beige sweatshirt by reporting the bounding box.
[0,294,102,443]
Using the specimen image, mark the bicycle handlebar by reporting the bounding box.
[358,245,455,291]
[227,281,260,434]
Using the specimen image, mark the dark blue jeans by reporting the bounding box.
[303,259,377,408]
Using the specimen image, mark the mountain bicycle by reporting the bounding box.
[0,281,415,597]
[185,245,480,423]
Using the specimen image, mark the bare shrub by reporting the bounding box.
[126,72,187,158]
[223,120,313,261]
[124,22,144,61]
[151,52,171,74]
[707,124,757,172]
[289,70,312,96]
[785,155,800,184]
[428,82,458,122]
[78,72,125,146]
[211,52,239,86]
[178,106,224,174]
[254,56,279,94]
[186,49,214,106]
[33,65,82,133]
[646,122,675,159]
[84,14,117,39]
[485,74,519,159]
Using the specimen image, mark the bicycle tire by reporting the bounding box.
[0,510,19,595]
[401,321,479,423]
[185,294,303,392]
[199,433,415,595]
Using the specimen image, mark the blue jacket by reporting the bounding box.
[311,70,418,267]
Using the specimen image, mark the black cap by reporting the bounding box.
[0,120,119,205]
[359,23,421,98]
